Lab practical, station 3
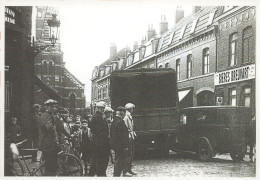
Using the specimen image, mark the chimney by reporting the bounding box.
[192,6,201,14]
[110,43,117,59]
[175,6,184,24]
[160,15,168,34]
[133,41,138,51]
[147,24,156,41]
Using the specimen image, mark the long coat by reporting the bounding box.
[88,111,110,156]
[110,115,129,152]
[38,111,59,152]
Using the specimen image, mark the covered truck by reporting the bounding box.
[110,68,179,155]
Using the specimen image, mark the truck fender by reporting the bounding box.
[196,137,216,157]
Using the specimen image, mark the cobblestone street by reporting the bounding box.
[105,152,255,177]
[19,151,255,177]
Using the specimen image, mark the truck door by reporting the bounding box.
[177,112,192,151]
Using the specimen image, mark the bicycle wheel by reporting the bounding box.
[57,153,83,176]
[13,158,25,176]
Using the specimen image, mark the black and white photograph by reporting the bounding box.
[0,0,257,177]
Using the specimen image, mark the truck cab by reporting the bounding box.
[176,106,251,161]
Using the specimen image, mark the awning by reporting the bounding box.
[34,74,62,101]
[178,89,191,102]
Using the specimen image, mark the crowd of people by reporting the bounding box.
[6,99,138,177]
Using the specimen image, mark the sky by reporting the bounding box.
[58,1,193,103]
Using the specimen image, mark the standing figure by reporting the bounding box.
[110,107,129,177]
[80,120,93,175]
[32,104,41,148]
[88,101,110,176]
[38,99,59,176]
[123,103,137,176]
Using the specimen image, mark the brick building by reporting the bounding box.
[34,6,86,117]
[214,6,255,114]
[91,6,255,114]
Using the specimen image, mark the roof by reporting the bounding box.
[158,6,221,51]
[64,68,85,87]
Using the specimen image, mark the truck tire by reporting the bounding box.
[230,151,245,162]
[197,139,213,161]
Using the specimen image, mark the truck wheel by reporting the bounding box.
[230,151,245,162]
[197,139,213,161]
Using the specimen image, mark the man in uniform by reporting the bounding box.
[123,103,137,176]
[88,101,110,176]
[38,99,59,176]
[110,106,129,177]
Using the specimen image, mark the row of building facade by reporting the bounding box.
[91,6,256,115]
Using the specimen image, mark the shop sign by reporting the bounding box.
[215,64,255,85]
[5,7,16,24]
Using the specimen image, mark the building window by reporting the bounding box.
[42,60,48,74]
[103,86,107,99]
[203,48,209,74]
[158,65,163,68]
[165,63,170,68]
[243,26,253,63]
[49,61,54,74]
[176,59,180,80]
[187,54,192,78]
[70,93,76,109]
[55,76,59,82]
[229,33,238,66]
[228,88,237,106]
[243,86,251,107]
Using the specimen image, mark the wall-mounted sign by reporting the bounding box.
[215,64,255,85]
[5,7,16,24]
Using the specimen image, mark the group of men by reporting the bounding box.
[38,99,137,176]
[89,101,137,177]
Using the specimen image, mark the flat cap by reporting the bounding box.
[96,101,106,108]
[125,103,135,109]
[44,99,58,106]
[116,106,126,111]
[104,106,114,113]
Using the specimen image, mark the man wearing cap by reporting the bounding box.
[88,101,110,176]
[54,108,72,151]
[110,106,129,177]
[38,99,59,176]
[123,103,137,176]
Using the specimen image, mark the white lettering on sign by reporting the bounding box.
[5,7,16,24]
[215,64,255,85]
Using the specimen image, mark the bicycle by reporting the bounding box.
[14,139,84,176]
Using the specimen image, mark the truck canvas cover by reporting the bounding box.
[110,68,177,109]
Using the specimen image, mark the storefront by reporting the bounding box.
[214,64,255,115]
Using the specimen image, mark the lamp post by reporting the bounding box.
[47,14,60,46]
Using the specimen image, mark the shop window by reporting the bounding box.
[243,86,251,107]
[176,59,180,80]
[243,26,253,63]
[187,54,192,78]
[229,33,238,66]
[228,88,237,106]
[202,48,209,74]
